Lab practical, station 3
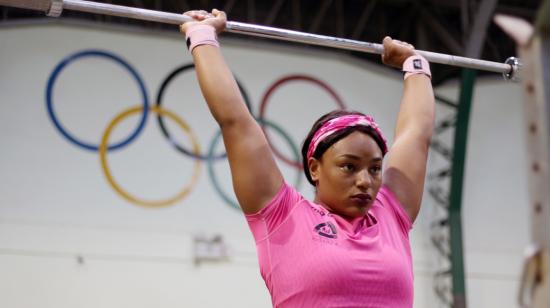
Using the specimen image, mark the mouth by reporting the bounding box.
[350,193,373,205]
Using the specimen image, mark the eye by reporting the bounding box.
[341,163,356,172]
[369,165,382,175]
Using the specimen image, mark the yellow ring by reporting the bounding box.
[99,105,202,208]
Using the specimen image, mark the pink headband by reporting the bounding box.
[306,114,388,161]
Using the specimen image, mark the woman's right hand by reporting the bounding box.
[381,36,417,69]
[179,9,226,34]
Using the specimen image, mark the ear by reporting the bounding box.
[308,158,321,183]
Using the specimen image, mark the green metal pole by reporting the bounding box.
[449,68,477,308]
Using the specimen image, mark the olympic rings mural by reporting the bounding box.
[45,49,347,209]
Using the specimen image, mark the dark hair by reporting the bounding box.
[301,110,387,186]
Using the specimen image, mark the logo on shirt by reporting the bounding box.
[314,221,338,239]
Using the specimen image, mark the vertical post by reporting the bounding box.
[448,68,476,308]
[518,4,550,305]
[448,1,497,306]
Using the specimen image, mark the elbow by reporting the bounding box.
[216,113,255,132]
[419,122,435,148]
[421,132,432,152]
[216,116,240,130]
[416,109,435,142]
[210,105,249,128]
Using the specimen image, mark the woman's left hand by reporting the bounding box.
[180,9,226,34]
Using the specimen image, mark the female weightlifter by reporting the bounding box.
[181,9,434,308]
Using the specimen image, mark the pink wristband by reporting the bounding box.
[402,55,431,80]
[185,25,219,52]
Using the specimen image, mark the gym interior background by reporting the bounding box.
[0,1,545,307]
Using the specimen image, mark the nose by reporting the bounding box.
[355,169,372,189]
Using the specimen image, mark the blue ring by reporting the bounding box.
[45,49,149,151]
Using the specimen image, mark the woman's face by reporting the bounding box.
[309,131,383,219]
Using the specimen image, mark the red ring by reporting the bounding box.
[258,75,346,169]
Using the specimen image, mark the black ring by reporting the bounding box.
[155,63,253,160]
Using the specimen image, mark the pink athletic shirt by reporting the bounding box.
[245,182,413,308]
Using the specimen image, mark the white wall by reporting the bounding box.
[0,21,530,307]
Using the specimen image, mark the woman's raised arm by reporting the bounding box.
[381,37,435,223]
[181,9,283,214]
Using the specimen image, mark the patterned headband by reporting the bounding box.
[306,114,388,161]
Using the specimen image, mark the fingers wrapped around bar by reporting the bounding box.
[180,9,226,34]
[381,36,417,69]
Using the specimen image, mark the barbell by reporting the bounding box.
[0,0,521,80]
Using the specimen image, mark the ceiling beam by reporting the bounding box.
[335,0,344,37]
[407,0,537,19]
[495,5,538,19]
[264,0,285,26]
[247,0,256,23]
[416,15,429,50]
[397,4,420,41]
[421,8,464,55]
[309,0,332,34]
[351,0,377,39]
[460,0,469,44]
[465,0,498,57]
[292,0,301,30]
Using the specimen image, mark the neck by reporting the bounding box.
[314,196,363,222]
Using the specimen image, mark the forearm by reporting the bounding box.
[394,74,435,145]
[192,45,252,127]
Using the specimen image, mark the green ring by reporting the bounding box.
[207,118,303,211]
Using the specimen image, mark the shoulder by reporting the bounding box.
[373,185,413,233]
[245,182,305,239]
